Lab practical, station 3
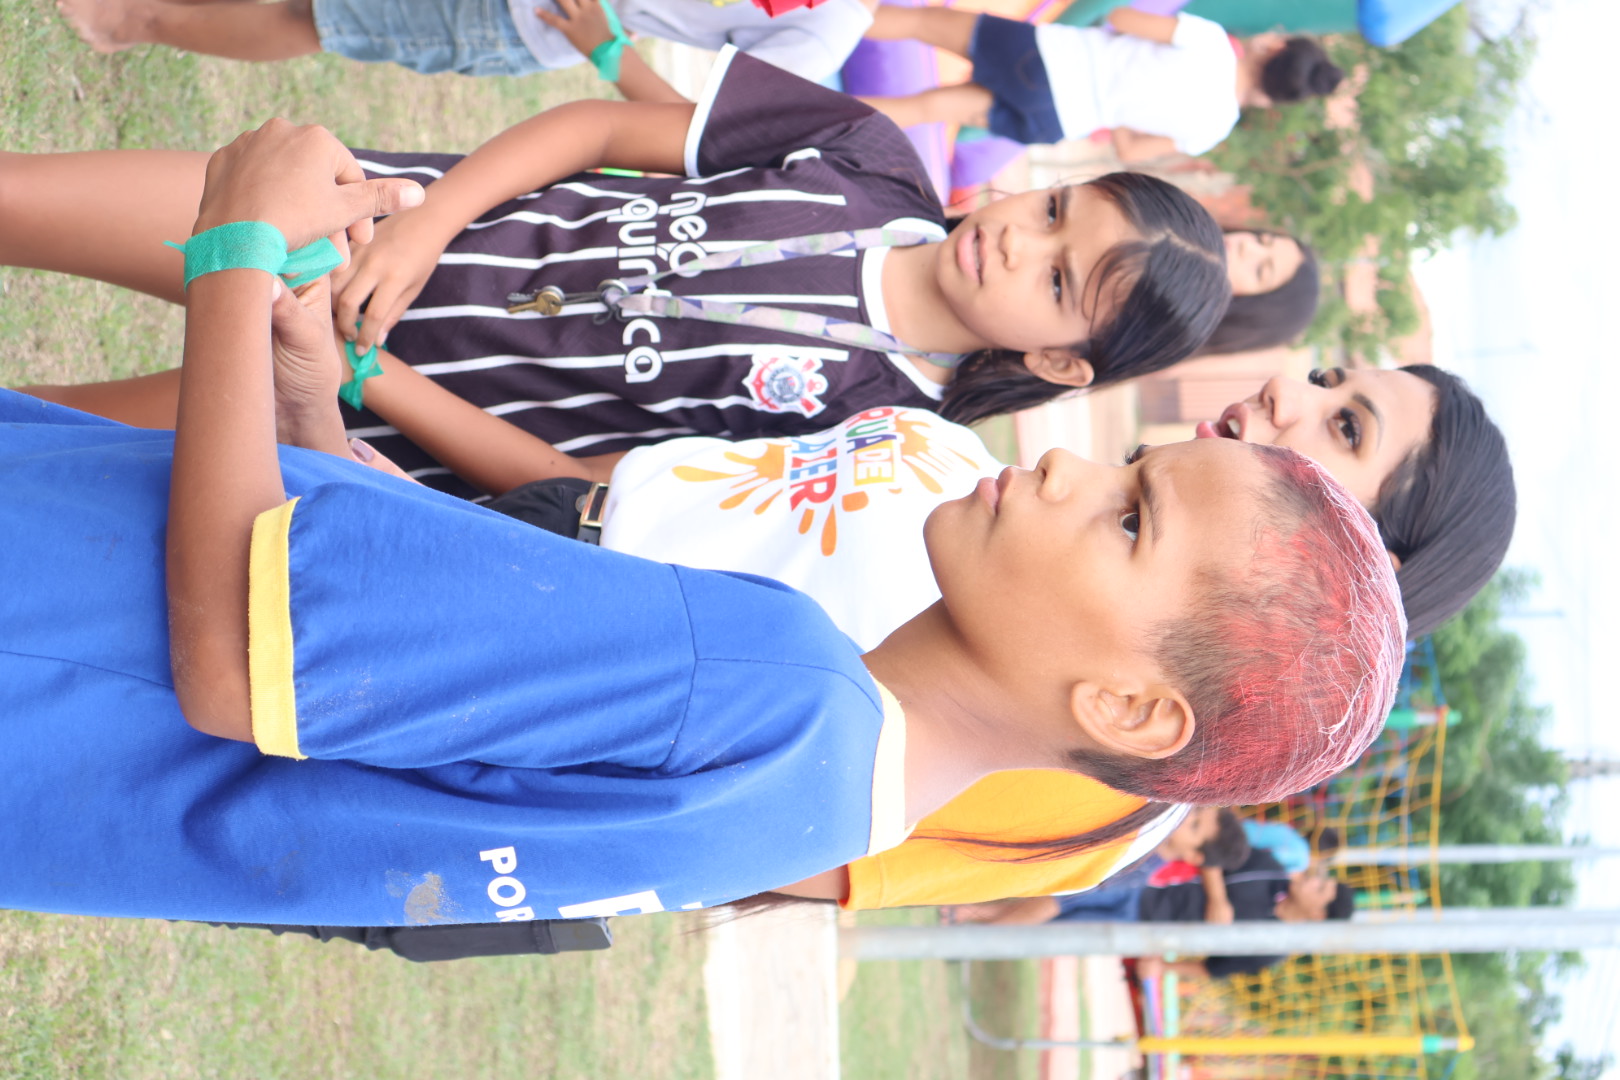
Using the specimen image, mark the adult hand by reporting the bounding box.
[192,118,424,257]
[535,0,618,57]
[330,210,453,353]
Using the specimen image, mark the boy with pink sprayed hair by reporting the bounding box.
[0,123,1403,928]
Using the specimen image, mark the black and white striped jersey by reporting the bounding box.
[351,48,948,495]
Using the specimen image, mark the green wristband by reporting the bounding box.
[339,327,383,411]
[588,0,631,82]
[165,221,342,289]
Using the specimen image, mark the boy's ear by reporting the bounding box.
[1023,349,1094,389]
[1070,681,1195,761]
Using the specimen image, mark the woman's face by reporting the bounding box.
[1200,368,1437,508]
[1224,231,1304,297]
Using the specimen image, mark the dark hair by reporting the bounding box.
[1261,38,1345,103]
[1315,827,1342,855]
[1325,881,1356,921]
[913,799,1173,864]
[1374,365,1517,637]
[941,172,1228,425]
[1198,230,1320,355]
[1204,809,1252,871]
[1075,445,1405,805]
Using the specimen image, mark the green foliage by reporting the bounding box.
[1416,570,1578,1080]
[1427,569,1574,910]
[1553,1045,1614,1080]
[1209,5,1533,356]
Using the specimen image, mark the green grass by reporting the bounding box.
[0,909,713,1079]
[1,0,598,387]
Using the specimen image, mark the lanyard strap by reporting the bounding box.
[620,227,939,289]
[613,292,962,368]
[508,227,963,367]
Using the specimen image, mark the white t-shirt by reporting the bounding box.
[509,0,873,84]
[1036,13,1240,156]
[601,406,998,649]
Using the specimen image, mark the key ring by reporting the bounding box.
[507,279,633,318]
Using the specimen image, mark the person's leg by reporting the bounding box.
[54,0,320,59]
[866,5,978,57]
[1050,884,1145,923]
[0,149,209,304]
[14,369,183,429]
[860,84,993,130]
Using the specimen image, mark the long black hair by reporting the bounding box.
[1375,365,1517,637]
[940,172,1228,425]
[1199,230,1321,355]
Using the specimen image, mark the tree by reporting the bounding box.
[1426,570,1574,911]
[1418,570,1577,1080]
[1208,5,1532,357]
[1553,1046,1614,1080]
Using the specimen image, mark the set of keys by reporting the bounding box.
[506,280,631,317]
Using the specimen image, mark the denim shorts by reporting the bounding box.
[313,0,543,76]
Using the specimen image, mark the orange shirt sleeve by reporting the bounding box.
[843,770,1149,909]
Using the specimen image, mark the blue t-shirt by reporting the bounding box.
[0,391,906,926]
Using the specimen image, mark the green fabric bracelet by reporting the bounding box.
[339,330,383,411]
[164,221,342,289]
[588,0,631,83]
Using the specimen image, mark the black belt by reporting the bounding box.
[484,478,611,546]
[573,481,610,545]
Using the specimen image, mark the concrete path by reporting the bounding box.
[703,905,841,1080]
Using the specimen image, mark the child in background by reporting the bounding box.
[0,120,1402,929]
[56,0,875,87]
[946,840,1354,982]
[859,5,1344,160]
[2,48,1228,499]
[1244,821,1343,877]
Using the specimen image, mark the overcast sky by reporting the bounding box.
[1414,0,1620,1065]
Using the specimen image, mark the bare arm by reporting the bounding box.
[944,896,1062,925]
[168,267,284,743]
[535,0,690,104]
[860,84,994,131]
[361,351,622,492]
[333,93,695,351]
[1200,867,1235,924]
[1105,8,1178,44]
[167,121,423,743]
[1111,127,1179,163]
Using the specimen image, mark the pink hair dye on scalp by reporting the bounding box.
[1091,444,1406,806]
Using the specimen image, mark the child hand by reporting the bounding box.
[329,210,447,354]
[535,0,618,58]
[269,276,345,421]
[193,118,424,257]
